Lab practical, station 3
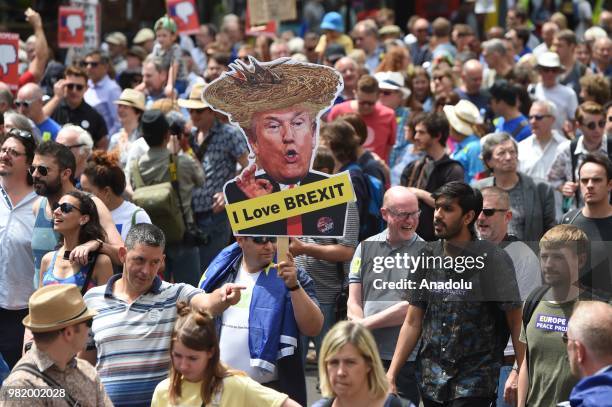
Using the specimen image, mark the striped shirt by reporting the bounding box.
[84,274,202,407]
[294,202,360,303]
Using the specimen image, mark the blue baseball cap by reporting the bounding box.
[320,12,344,33]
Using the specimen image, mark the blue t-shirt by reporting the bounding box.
[450,134,484,185]
[495,115,531,142]
[37,117,61,141]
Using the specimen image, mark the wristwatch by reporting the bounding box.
[288,281,301,291]
[95,239,104,252]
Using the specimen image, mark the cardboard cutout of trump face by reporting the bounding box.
[203,57,352,237]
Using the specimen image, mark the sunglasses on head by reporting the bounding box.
[14,99,35,108]
[481,208,508,216]
[584,120,606,130]
[528,114,552,121]
[80,61,100,68]
[28,165,50,176]
[251,236,277,245]
[52,202,81,214]
[65,83,85,91]
[380,90,396,96]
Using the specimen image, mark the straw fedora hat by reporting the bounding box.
[23,285,97,333]
[203,57,342,128]
[177,83,210,110]
[114,88,146,111]
[443,100,483,136]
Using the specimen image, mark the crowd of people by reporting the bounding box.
[1,2,612,407]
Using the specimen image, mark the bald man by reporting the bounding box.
[348,186,423,405]
[566,301,612,406]
[15,83,60,140]
[456,59,490,112]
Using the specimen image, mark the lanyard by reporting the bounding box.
[0,186,12,211]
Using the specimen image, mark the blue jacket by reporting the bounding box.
[570,365,612,407]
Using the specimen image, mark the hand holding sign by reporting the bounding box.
[276,251,299,289]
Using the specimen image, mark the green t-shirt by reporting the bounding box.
[519,300,578,406]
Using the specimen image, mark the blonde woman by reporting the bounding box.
[314,321,410,407]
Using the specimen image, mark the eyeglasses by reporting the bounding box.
[433,76,445,82]
[84,319,93,328]
[52,202,81,214]
[380,90,396,96]
[14,99,36,108]
[65,143,86,150]
[481,208,508,217]
[538,67,559,73]
[528,114,552,121]
[65,83,85,91]
[251,236,277,245]
[0,147,27,158]
[28,165,50,176]
[189,108,209,114]
[80,61,100,68]
[583,120,606,130]
[385,208,421,220]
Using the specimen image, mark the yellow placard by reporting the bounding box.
[226,172,354,231]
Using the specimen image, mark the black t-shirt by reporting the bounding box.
[51,100,108,144]
[562,211,612,300]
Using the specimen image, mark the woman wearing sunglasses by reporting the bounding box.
[314,321,406,407]
[38,190,113,292]
[151,303,300,407]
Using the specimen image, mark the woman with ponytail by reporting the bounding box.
[151,303,301,407]
[80,150,151,242]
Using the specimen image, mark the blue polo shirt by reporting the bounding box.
[37,117,61,141]
[495,115,531,142]
[450,134,484,185]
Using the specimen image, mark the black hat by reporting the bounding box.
[141,109,169,147]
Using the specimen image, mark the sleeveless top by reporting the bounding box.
[31,197,60,289]
[41,250,95,292]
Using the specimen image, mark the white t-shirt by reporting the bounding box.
[219,265,278,383]
[110,200,152,241]
[533,83,578,131]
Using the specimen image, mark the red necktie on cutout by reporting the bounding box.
[287,185,302,235]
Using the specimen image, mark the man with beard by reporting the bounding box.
[387,181,523,407]
[30,141,123,288]
[0,129,38,368]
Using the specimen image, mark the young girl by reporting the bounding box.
[39,190,113,292]
[153,15,188,95]
[151,303,300,407]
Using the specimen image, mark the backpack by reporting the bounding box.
[521,285,550,370]
[131,155,185,244]
[346,163,385,240]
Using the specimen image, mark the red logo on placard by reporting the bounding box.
[317,217,334,234]
[58,7,85,48]
[167,0,200,35]
[0,33,19,91]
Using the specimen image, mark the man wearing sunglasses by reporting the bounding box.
[2,284,112,406]
[549,101,611,212]
[476,186,540,407]
[44,65,109,150]
[15,83,60,141]
[533,52,579,132]
[328,74,396,162]
[83,50,122,136]
[30,141,123,288]
[202,235,322,406]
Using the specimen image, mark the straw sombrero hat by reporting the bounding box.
[203,57,343,128]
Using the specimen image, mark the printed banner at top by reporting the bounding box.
[58,7,85,48]
[226,172,354,232]
[167,0,200,35]
[0,33,19,91]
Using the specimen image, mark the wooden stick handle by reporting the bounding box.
[277,237,289,263]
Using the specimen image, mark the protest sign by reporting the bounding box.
[58,7,85,48]
[0,33,19,91]
[167,0,200,35]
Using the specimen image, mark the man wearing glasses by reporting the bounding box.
[201,234,323,406]
[328,74,396,162]
[15,83,60,141]
[549,101,610,211]
[43,65,108,150]
[347,186,423,406]
[82,50,122,136]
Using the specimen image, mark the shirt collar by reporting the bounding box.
[384,229,419,249]
[104,273,162,298]
[574,135,607,156]
[88,75,110,89]
[29,343,78,372]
